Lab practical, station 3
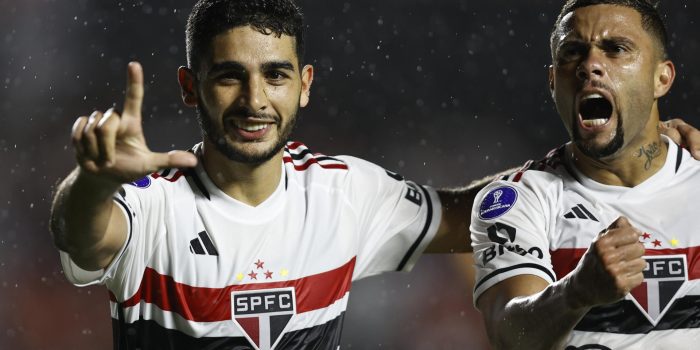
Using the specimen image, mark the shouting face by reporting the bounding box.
[549,4,672,160]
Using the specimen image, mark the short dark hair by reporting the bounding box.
[186,0,305,73]
[550,0,668,59]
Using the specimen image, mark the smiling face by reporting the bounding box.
[549,4,670,159]
[184,25,312,164]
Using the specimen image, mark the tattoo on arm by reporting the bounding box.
[635,142,661,170]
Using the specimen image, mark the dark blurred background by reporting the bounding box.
[1,0,699,349]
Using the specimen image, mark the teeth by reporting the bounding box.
[581,93,604,101]
[232,120,268,132]
[582,118,607,127]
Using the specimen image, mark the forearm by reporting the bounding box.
[50,167,123,265]
[485,277,590,350]
[428,167,520,253]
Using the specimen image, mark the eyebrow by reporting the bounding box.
[600,36,637,46]
[261,60,296,72]
[208,61,246,76]
[207,60,296,76]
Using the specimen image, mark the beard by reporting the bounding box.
[572,116,624,159]
[196,104,299,164]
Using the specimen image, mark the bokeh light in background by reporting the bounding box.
[1,0,698,348]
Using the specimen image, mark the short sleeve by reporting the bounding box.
[470,176,556,304]
[59,175,166,287]
[340,156,442,280]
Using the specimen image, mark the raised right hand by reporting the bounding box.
[71,62,197,184]
[569,216,646,309]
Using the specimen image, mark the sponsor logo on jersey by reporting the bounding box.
[189,231,218,256]
[231,287,296,350]
[482,222,543,264]
[129,176,151,188]
[563,204,599,222]
[479,186,518,220]
[629,255,687,326]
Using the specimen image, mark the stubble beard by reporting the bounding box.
[572,116,624,159]
[196,105,299,164]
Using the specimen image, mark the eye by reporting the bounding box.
[608,44,628,55]
[601,39,633,56]
[265,70,289,84]
[216,72,244,84]
[557,44,586,63]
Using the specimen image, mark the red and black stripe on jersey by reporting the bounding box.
[500,145,567,182]
[552,247,700,333]
[112,315,344,350]
[283,142,348,171]
[110,257,355,349]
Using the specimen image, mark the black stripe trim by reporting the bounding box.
[198,231,218,256]
[113,197,134,263]
[184,168,210,200]
[575,295,700,333]
[287,149,346,164]
[288,148,312,160]
[110,312,346,350]
[474,263,556,291]
[397,185,433,271]
[675,142,683,173]
[160,168,171,177]
[315,155,346,164]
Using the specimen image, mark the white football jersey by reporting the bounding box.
[471,137,700,349]
[60,141,441,350]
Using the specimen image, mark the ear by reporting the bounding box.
[178,66,198,107]
[654,60,675,99]
[548,65,555,98]
[299,64,314,108]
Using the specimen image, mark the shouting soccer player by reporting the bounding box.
[471,0,700,348]
[50,0,700,349]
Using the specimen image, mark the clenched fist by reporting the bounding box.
[569,216,647,309]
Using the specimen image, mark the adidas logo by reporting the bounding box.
[189,231,219,256]
[563,204,598,221]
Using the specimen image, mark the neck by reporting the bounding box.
[201,140,283,206]
[569,112,667,187]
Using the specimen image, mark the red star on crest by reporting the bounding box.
[652,239,662,247]
[248,271,258,280]
[264,270,273,279]
[642,232,651,240]
[254,259,264,269]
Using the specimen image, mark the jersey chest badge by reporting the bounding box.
[629,255,687,326]
[231,287,297,350]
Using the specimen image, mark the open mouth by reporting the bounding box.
[579,94,612,128]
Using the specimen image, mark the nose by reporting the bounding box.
[576,49,605,81]
[241,76,268,112]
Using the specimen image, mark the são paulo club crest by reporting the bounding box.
[479,186,518,220]
[629,255,688,325]
[231,287,296,350]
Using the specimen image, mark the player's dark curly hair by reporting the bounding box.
[550,0,668,59]
[186,0,305,72]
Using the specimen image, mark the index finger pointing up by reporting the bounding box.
[123,61,144,117]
